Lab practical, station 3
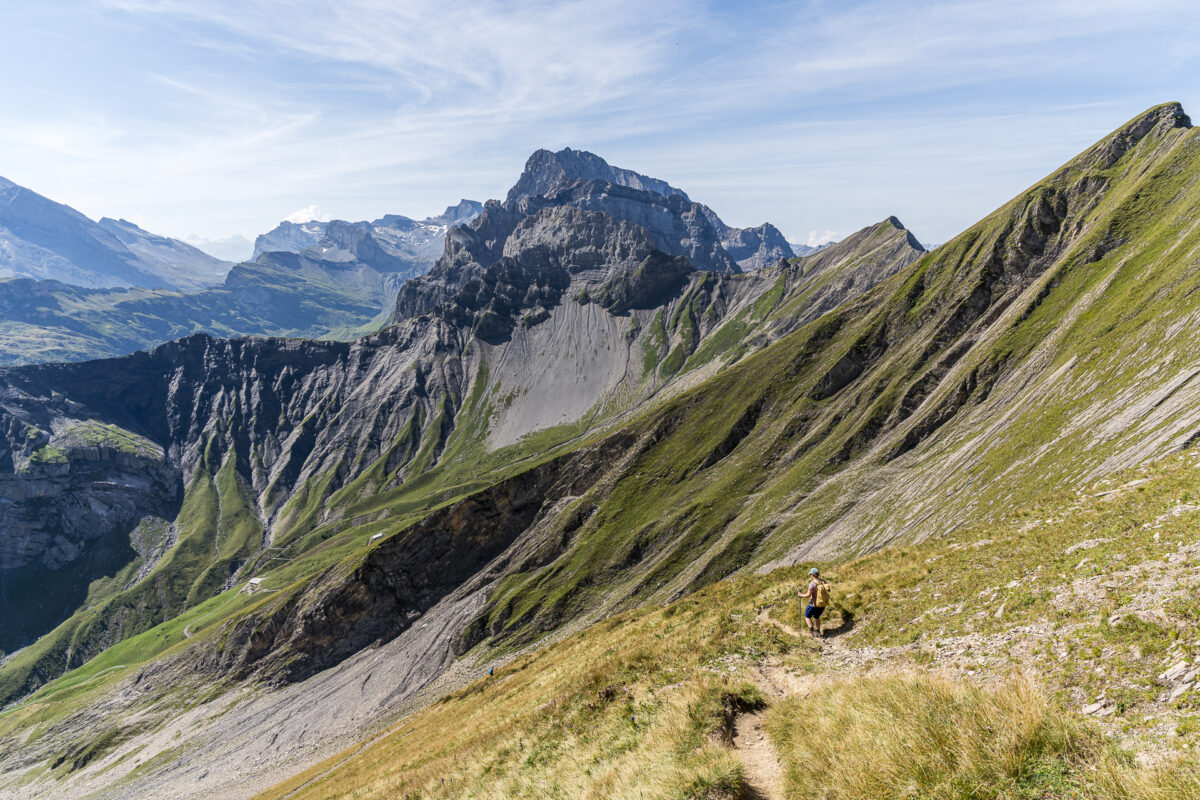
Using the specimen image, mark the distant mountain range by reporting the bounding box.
[252,199,483,259]
[0,189,486,364]
[0,152,805,365]
[0,177,231,290]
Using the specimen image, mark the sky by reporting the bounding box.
[1,0,1199,259]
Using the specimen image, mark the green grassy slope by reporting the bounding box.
[0,439,263,706]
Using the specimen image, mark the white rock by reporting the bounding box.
[1160,661,1190,684]
[1169,681,1194,702]
[1083,700,1114,716]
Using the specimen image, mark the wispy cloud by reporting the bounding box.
[804,230,839,248]
[1,0,1198,244]
[284,205,330,223]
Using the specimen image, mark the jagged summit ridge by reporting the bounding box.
[880,215,924,252]
[504,147,796,270]
[506,147,688,203]
[1059,102,1191,176]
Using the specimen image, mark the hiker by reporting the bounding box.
[800,567,830,638]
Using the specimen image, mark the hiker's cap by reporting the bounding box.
[809,567,819,576]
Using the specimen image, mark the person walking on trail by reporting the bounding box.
[800,567,830,638]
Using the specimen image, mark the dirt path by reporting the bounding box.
[733,707,786,800]
[183,609,218,639]
[730,608,819,800]
[755,606,805,640]
[733,604,859,799]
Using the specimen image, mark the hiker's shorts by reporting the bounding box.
[804,604,825,619]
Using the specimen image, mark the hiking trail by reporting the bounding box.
[731,606,836,800]
[733,706,786,800]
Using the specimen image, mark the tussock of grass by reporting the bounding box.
[769,674,1087,799]
[767,673,1200,800]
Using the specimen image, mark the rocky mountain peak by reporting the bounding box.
[1071,102,1192,174]
[428,199,485,227]
[506,147,688,203]
[879,215,924,252]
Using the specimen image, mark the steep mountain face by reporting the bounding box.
[0,178,230,290]
[388,151,757,338]
[9,106,1200,800]
[699,204,797,270]
[490,148,740,273]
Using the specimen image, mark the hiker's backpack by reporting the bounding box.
[815,580,831,607]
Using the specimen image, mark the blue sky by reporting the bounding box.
[1,1,1199,258]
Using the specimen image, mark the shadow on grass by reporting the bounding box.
[822,608,855,638]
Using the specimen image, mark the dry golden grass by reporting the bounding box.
[767,673,1200,800]
[260,564,1200,800]
[256,574,791,800]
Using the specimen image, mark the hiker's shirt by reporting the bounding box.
[806,580,821,605]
